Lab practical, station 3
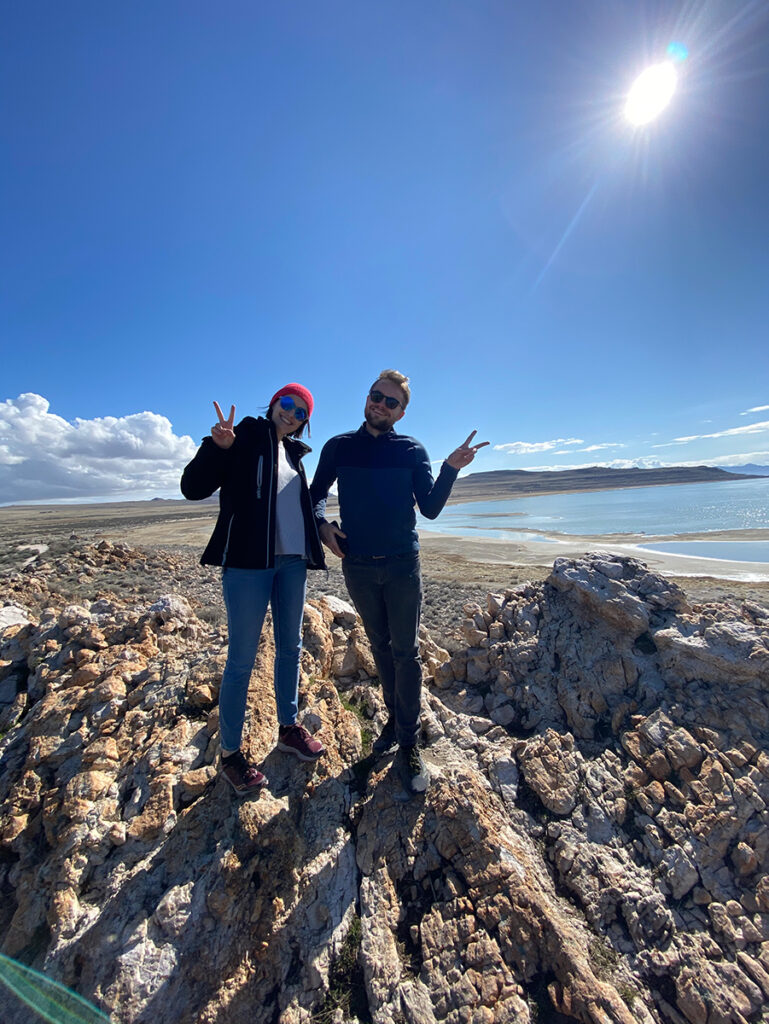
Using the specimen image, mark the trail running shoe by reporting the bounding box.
[277,723,325,762]
[393,744,429,800]
[372,716,397,755]
[221,750,267,796]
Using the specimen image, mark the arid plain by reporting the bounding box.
[1,493,767,650]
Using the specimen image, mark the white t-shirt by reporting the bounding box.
[275,443,307,556]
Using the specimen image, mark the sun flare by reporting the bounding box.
[624,61,677,125]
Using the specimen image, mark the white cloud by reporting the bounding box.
[522,457,664,472]
[494,437,584,455]
[680,420,769,441]
[577,443,625,453]
[0,393,198,504]
[494,438,623,457]
[740,405,769,416]
[652,420,769,448]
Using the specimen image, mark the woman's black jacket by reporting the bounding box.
[180,416,326,570]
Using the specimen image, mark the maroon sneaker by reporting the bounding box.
[221,750,267,796]
[277,724,325,762]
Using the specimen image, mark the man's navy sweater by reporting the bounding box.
[309,424,458,558]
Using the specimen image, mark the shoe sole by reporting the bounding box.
[276,740,324,762]
[392,779,428,803]
[372,739,397,755]
[222,772,267,796]
[391,759,429,800]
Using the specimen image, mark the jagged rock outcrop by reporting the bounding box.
[2,545,769,1023]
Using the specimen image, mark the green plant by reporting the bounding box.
[589,936,619,976]
[311,915,371,1023]
[197,605,226,626]
[340,697,373,755]
[340,696,361,718]
[618,983,637,1008]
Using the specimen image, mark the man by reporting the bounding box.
[310,369,487,800]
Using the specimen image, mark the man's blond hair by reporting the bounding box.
[375,369,411,408]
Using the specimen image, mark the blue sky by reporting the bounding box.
[2,1,769,503]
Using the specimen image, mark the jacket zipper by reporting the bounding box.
[266,433,275,565]
[256,455,264,499]
[222,514,235,565]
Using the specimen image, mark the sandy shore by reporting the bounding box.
[419,528,769,582]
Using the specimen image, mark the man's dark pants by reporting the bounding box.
[342,552,423,747]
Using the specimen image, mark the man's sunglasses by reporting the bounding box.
[279,395,308,421]
[368,389,402,410]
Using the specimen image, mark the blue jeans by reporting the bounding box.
[219,555,307,752]
[342,553,423,747]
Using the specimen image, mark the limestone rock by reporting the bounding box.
[0,605,30,631]
[317,594,358,627]
[2,544,769,1024]
[516,729,582,815]
[148,594,193,622]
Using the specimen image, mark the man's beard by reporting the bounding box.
[365,408,390,431]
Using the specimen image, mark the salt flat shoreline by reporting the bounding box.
[419,527,769,581]
[3,496,769,581]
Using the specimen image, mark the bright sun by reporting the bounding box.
[625,61,678,125]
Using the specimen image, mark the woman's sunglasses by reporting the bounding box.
[368,389,401,410]
[279,395,308,421]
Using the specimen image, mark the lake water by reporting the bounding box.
[637,540,769,564]
[418,476,769,564]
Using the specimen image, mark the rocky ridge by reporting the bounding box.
[1,541,769,1023]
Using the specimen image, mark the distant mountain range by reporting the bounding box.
[451,464,766,501]
[167,463,768,506]
[727,464,769,476]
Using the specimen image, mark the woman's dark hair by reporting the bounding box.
[265,402,310,438]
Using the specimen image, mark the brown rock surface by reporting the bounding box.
[1,541,769,1023]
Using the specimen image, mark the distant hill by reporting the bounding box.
[724,464,769,476]
[450,464,760,501]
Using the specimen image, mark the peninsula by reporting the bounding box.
[449,464,758,503]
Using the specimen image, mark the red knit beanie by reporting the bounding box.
[269,383,314,418]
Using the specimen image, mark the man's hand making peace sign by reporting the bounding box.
[445,430,489,470]
[211,401,236,449]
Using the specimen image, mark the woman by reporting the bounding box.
[181,383,326,795]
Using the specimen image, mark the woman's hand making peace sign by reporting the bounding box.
[211,401,236,449]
